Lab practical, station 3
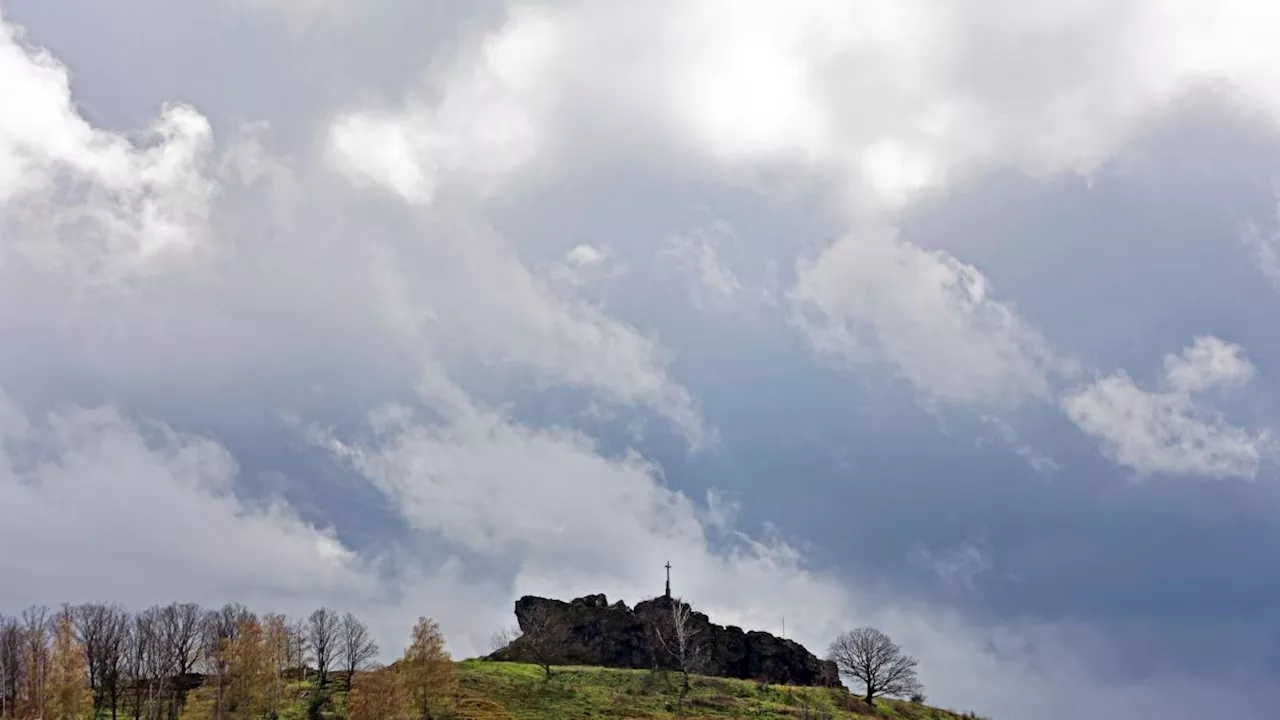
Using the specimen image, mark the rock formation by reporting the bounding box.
[487,593,841,688]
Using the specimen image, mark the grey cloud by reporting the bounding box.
[8,2,1280,718]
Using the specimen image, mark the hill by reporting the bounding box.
[175,661,977,719]
[453,660,974,720]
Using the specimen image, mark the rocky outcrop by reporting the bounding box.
[487,593,841,687]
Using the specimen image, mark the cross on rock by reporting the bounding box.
[664,561,672,598]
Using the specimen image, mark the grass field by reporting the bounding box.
[452,660,975,720]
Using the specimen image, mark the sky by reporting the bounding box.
[3,1,1280,717]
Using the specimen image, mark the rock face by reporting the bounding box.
[488,593,841,688]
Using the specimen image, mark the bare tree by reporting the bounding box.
[100,606,130,720]
[70,604,106,714]
[128,607,171,720]
[20,606,50,720]
[306,608,340,688]
[71,602,130,719]
[338,613,378,693]
[651,598,705,714]
[487,625,521,654]
[0,614,18,719]
[827,627,922,704]
[281,617,308,681]
[158,603,204,678]
[124,611,150,720]
[519,605,571,681]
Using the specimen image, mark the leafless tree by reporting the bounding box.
[827,627,922,703]
[307,607,340,687]
[21,606,50,720]
[102,607,131,720]
[488,625,522,654]
[72,602,131,719]
[71,603,109,714]
[73,599,132,717]
[651,598,705,714]
[158,603,204,678]
[0,614,18,719]
[125,611,151,720]
[129,607,172,720]
[520,605,571,681]
[285,617,308,679]
[338,613,378,693]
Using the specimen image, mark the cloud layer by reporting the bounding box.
[7,2,1280,718]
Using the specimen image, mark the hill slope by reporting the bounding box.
[454,661,974,720]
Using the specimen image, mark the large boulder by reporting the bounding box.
[488,593,841,687]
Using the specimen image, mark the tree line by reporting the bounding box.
[0,602,455,720]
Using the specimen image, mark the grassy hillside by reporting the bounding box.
[453,661,976,720]
[177,661,977,720]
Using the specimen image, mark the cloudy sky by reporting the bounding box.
[4,1,1280,717]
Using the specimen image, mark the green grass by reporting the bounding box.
[452,660,968,720]
[172,662,969,720]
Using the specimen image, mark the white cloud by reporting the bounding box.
[547,243,624,288]
[0,390,379,612]
[319,400,834,632]
[0,14,215,290]
[1062,337,1271,479]
[1162,336,1256,394]
[321,1,1280,213]
[791,226,1058,404]
[0,9,704,448]
[565,243,605,269]
[317,1,1280,409]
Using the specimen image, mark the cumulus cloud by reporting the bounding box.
[0,15,215,290]
[318,1,1280,407]
[1062,337,1271,479]
[0,390,378,612]
[321,1,1280,211]
[792,226,1058,404]
[0,9,704,447]
[1162,336,1256,394]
